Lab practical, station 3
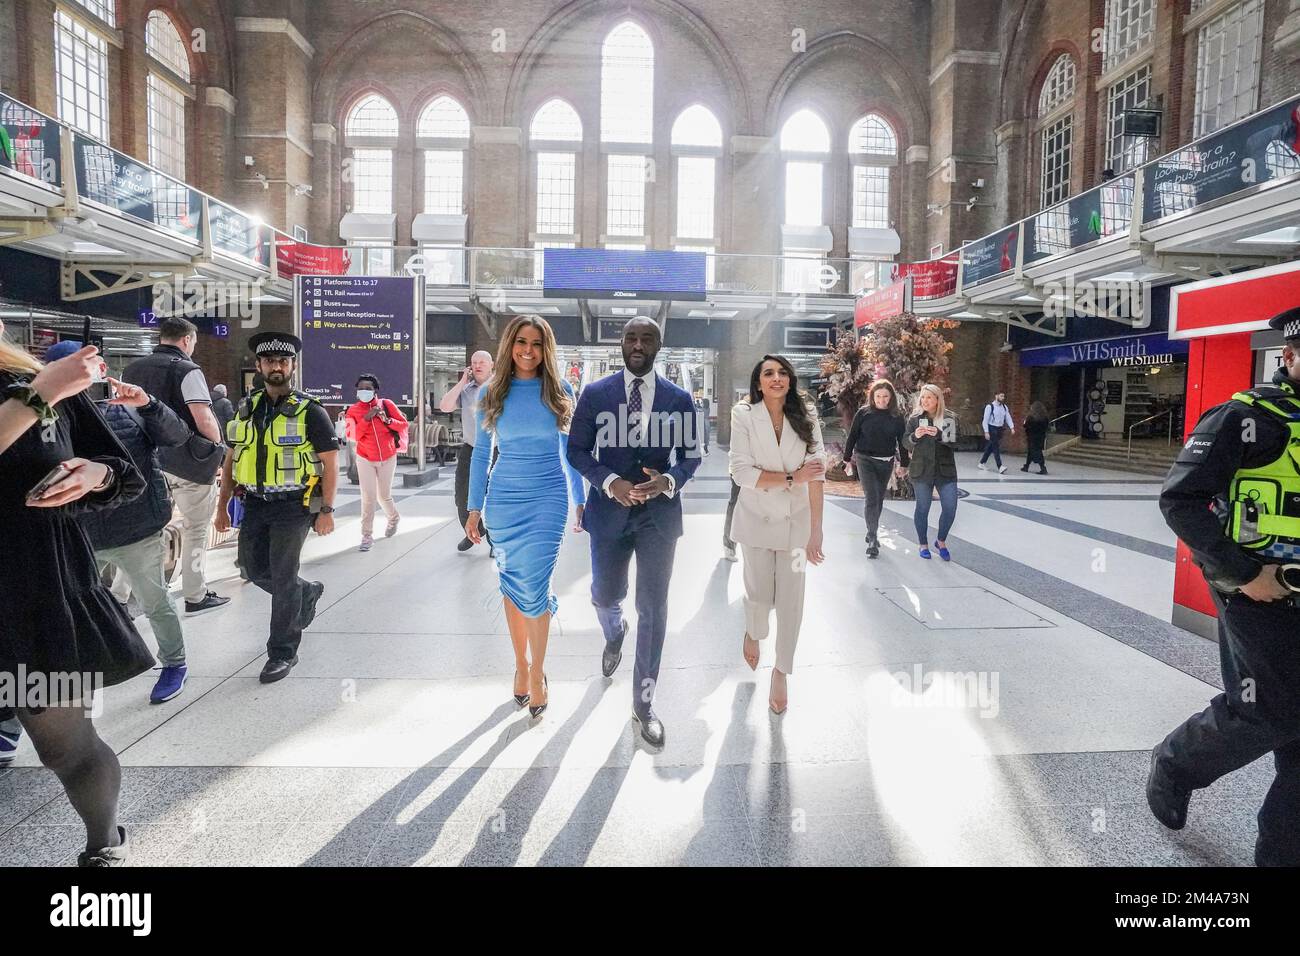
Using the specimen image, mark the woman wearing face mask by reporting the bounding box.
[344,374,409,552]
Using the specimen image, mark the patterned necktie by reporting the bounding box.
[629,377,643,415]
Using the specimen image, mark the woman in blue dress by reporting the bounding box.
[465,315,586,719]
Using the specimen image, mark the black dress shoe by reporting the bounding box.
[185,591,230,614]
[300,581,325,629]
[1146,748,1191,830]
[602,620,627,678]
[867,540,879,558]
[259,656,298,684]
[457,536,474,553]
[633,709,665,748]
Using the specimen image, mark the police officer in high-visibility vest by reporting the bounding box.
[1152,306,1300,866]
[215,333,339,683]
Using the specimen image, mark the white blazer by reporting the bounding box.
[728,400,826,551]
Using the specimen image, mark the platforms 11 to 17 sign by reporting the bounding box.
[295,276,420,406]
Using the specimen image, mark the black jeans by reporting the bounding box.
[1156,587,1300,866]
[856,455,894,542]
[980,425,1005,467]
[454,444,473,532]
[1025,438,1046,470]
[238,496,315,662]
[722,479,741,550]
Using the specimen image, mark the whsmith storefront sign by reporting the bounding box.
[1019,331,1189,368]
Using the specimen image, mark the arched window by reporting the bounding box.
[601,22,653,249]
[417,96,469,216]
[671,106,722,285]
[531,99,583,275]
[848,114,897,230]
[343,94,397,218]
[780,109,831,292]
[1037,56,1077,208]
[346,94,399,138]
[54,1,115,141]
[144,11,190,180]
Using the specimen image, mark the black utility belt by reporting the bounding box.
[244,489,310,503]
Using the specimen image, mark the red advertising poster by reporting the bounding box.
[855,278,911,329]
[891,256,958,299]
[1169,260,1300,339]
[275,238,353,277]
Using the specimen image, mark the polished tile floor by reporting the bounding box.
[0,447,1265,866]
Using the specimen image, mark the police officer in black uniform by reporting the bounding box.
[215,333,339,683]
[1150,307,1300,866]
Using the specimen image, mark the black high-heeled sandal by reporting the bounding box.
[528,674,549,718]
[512,670,529,708]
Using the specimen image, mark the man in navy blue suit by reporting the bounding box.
[567,317,702,747]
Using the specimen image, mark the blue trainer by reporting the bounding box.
[919,547,932,560]
[150,665,188,704]
[0,718,21,766]
[934,542,952,562]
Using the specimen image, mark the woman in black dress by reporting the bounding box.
[842,379,910,558]
[1022,401,1050,475]
[0,326,152,866]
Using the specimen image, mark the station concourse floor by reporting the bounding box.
[0,446,1271,867]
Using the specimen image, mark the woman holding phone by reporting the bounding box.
[909,382,961,561]
[728,355,826,715]
[905,383,961,561]
[0,324,151,866]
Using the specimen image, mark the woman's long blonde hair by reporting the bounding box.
[0,325,41,376]
[477,314,573,434]
[912,383,947,421]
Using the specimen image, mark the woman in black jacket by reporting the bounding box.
[0,327,151,866]
[843,379,909,558]
[904,383,961,561]
[1021,401,1050,475]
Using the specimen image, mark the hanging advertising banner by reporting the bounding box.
[0,93,61,187]
[542,248,707,300]
[296,275,419,406]
[73,135,201,241]
[1024,174,1135,261]
[275,237,353,277]
[891,256,958,299]
[961,224,1019,286]
[209,200,267,264]
[1143,97,1300,223]
[855,277,911,330]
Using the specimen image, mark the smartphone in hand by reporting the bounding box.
[26,463,73,502]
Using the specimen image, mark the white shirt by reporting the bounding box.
[983,401,1014,431]
[600,369,677,499]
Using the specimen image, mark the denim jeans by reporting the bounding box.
[911,478,959,545]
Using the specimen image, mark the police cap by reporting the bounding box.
[1267,307,1300,343]
[249,332,302,357]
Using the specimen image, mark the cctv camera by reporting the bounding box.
[243,155,255,168]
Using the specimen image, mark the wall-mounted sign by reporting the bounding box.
[0,93,60,186]
[543,249,706,301]
[961,224,1019,287]
[1256,347,1286,387]
[1144,97,1300,223]
[855,277,911,330]
[1020,330,1189,367]
[597,318,626,343]
[296,275,420,406]
[783,326,832,351]
[1122,108,1162,139]
[1169,259,1300,339]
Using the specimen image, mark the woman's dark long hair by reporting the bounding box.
[864,379,902,417]
[747,354,815,446]
[1027,401,1049,422]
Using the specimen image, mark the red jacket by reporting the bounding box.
[345,398,409,462]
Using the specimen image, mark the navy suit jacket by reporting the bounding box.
[566,371,702,539]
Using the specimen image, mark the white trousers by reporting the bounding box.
[357,455,399,536]
[740,545,807,675]
[166,474,217,603]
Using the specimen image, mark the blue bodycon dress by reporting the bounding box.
[467,378,586,618]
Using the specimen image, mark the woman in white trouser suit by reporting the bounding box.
[728,355,826,714]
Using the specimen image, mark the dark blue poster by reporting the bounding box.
[1019,330,1188,368]
[297,276,419,406]
[543,248,706,300]
[1143,97,1300,223]
[209,199,266,264]
[1024,174,1135,262]
[0,94,61,187]
[74,135,201,241]
[961,224,1019,286]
